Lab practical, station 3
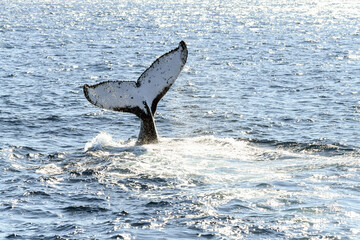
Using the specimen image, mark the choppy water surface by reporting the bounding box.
[1,0,360,239]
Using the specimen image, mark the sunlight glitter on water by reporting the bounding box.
[84,133,286,184]
[78,132,360,238]
[1,0,360,238]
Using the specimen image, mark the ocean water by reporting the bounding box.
[1,0,360,239]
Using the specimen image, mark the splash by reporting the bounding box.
[83,133,306,186]
[84,132,126,152]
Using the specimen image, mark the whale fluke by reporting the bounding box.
[83,41,188,144]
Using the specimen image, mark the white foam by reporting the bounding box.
[84,132,124,152]
[83,135,295,189]
[35,163,63,175]
[83,134,360,194]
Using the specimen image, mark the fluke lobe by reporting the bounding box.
[83,41,188,144]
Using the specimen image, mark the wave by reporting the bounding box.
[2,133,359,240]
[2,133,357,165]
[83,132,359,159]
[2,133,359,187]
[246,138,359,156]
[79,133,360,189]
[2,134,358,184]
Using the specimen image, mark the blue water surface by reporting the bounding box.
[1,0,360,239]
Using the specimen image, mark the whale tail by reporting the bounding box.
[83,41,188,144]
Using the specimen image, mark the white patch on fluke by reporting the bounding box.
[85,81,141,112]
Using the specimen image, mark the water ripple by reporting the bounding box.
[1,0,360,239]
